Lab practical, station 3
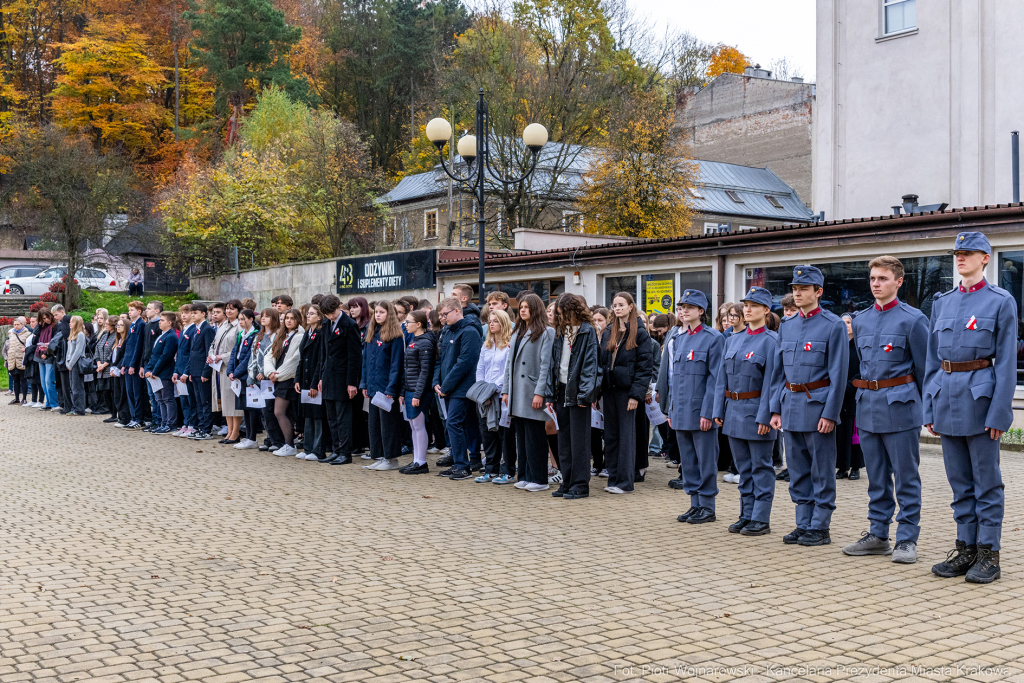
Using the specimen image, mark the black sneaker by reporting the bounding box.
[103,416,119,423]
[965,544,1000,583]
[848,468,861,480]
[740,521,771,536]
[634,471,645,482]
[438,467,455,477]
[563,489,589,500]
[783,527,806,544]
[728,518,751,533]
[668,477,686,490]
[775,468,789,481]
[551,486,568,498]
[126,421,143,430]
[932,540,978,578]
[666,458,680,466]
[401,462,429,475]
[436,454,454,467]
[448,468,471,480]
[469,460,483,472]
[836,469,849,479]
[401,445,413,455]
[676,506,699,522]
[797,529,831,546]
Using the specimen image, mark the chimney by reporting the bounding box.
[892,193,948,216]
[791,76,804,83]
[901,194,920,214]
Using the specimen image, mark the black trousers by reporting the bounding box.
[482,424,516,476]
[604,388,637,491]
[261,398,286,447]
[513,416,548,484]
[354,403,370,451]
[304,417,324,458]
[368,402,402,460]
[836,413,864,471]
[242,408,260,441]
[189,378,212,434]
[427,401,447,449]
[325,397,354,457]
[68,366,86,413]
[555,384,591,493]
[111,376,129,423]
[634,402,650,474]
[8,367,26,400]
[591,428,604,471]
[58,369,71,410]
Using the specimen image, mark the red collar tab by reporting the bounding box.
[746,326,766,336]
[688,324,703,336]
[874,298,900,312]
[799,307,822,319]
[959,279,987,293]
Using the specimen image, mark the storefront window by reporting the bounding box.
[745,256,953,318]
[605,275,637,307]
[997,252,1024,386]
[642,274,674,316]
[679,271,713,303]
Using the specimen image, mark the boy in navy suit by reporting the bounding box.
[181,303,216,440]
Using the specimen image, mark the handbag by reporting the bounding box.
[78,355,97,375]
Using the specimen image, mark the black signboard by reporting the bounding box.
[336,249,436,294]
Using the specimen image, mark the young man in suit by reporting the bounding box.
[181,303,216,440]
[171,304,195,436]
[317,294,362,464]
[122,300,147,428]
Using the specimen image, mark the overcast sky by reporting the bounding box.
[628,0,817,81]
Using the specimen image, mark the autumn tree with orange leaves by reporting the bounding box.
[705,45,750,82]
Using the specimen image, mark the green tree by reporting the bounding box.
[184,0,307,143]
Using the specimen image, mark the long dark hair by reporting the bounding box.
[272,308,301,358]
[513,293,548,341]
[553,293,593,338]
[366,300,402,343]
[256,308,279,346]
[607,292,639,351]
[347,296,370,328]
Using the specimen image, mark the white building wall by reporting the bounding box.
[814,0,1024,220]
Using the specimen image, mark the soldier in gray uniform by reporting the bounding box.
[770,266,849,547]
[841,256,929,564]
[712,286,784,536]
[665,289,724,524]
[926,232,1016,584]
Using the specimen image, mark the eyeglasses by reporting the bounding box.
[439,310,451,318]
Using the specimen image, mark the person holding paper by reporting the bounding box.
[248,309,282,451]
[546,294,599,500]
[711,287,784,536]
[501,293,555,492]
[361,301,406,470]
[228,309,260,449]
[208,301,242,444]
[317,295,363,465]
[399,309,436,475]
[295,305,327,461]
[666,289,724,523]
[144,311,180,434]
[598,293,654,495]
[264,309,304,457]
[170,304,196,437]
[184,302,216,440]
[64,315,88,416]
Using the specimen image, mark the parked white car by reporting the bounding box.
[3,266,123,295]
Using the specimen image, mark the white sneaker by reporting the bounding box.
[598,469,609,478]
[427,447,440,454]
[360,453,374,460]
[218,425,229,436]
[274,444,298,457]
[372,458,401,470]
[722,473,735,483]
[84,408,92,414]
[439,447,450,456]
[606,486,627,494]
[234,439,257,449]
[734,477,741,486]
[303,453,320,461]
[525,482,549,492]
[177,427,193,438]
[514,480,529,489]
[294,451,306,458]
[364,457,385,469]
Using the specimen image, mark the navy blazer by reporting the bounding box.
[145,330,178,381]
[174,324,194,376]
[123,316,145,370]
[228,329,256,384]
[187,320,216,379]
[360,330,404,397]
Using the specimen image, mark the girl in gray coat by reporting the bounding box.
[65,316,88,415]
[501,293,555,491]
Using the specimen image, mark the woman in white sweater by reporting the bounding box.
[263,308,304,456]
[474,309,514,483]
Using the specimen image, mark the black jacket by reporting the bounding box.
[403,330,436,400]
[598,319,655,401]
[187,320,216,378]
[296,325,325,391]
[54,317,71,367]
[463,303,484,335]
[548,322,600,406]
[316,312,362,401]
[141,319,161,365]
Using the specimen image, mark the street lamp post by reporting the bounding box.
[426,88,548,305]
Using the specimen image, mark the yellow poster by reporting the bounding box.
[645,279,674,316]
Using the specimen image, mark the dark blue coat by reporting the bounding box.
[360,330,404,397]
[123,316,145,370]
[432,317,482,399]
[145,330,178,381]
[187,320,216,379]
[174,324,194,376]
[227,328,256,384]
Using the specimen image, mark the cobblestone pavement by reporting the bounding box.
[2,405,1024,683]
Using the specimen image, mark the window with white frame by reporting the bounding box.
[884,0,915,34]
[562,211,583,233]
[703,222,732,235]
[424,209,438,239]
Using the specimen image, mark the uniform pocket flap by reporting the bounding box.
[807,386,829,403]
[744,352,766,364]
[970,382,994,400]
[781,341,796,352]
[936,318,955,331]
[972,316,996,332]
[879,334,906,349]
[724,347,738,360]
[885,384,916,404]
[925,379,941,399]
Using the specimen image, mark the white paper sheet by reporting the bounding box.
[147,376,164,392]
[259,379,275,399]
[209,359,223,372]
[245,386,266,408]
[300,389,322,405]
[645,400,668,426]
[371,391,393,412]
[590,408,604,430]
[498,401,511,428]
[437,397,448,420]
[363,395,370,413]
[175,381,188,397]
[231,379,242,396]
[110,367,121,377]
[84,374,94,382]
[543,404,559,430]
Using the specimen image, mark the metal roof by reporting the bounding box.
[378,155,812,222]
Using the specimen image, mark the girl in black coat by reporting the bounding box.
[295,305,328,461]
[598,292,654,494]
[399,310,435,474]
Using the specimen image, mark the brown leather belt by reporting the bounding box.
[785,379,831,399]
[852,375,915,390]
[940,359,992,373]
[725,389,761,400]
